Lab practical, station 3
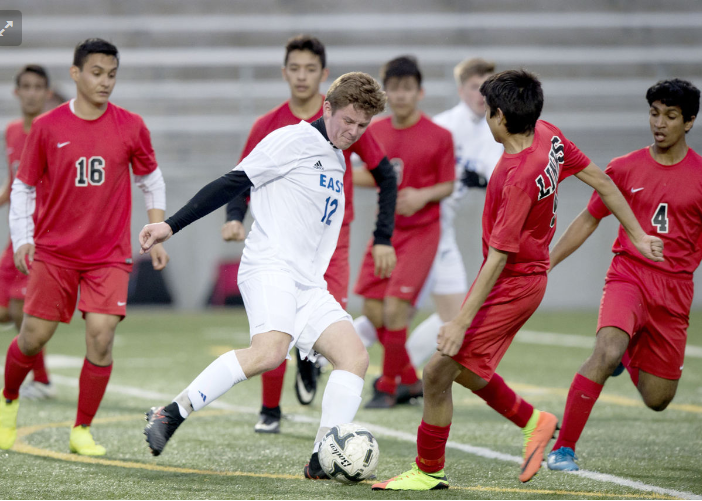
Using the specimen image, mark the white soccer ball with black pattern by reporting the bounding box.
[318,423,380,484]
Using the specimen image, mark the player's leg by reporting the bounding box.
[256,361,286,433]
[145,274,296,456]
[407,240,467,368]
[548,326,629,471]
[372,352,460,491]
[353,238,387,348]
[637,373,678,411]
[0,260,72,450]
[0,314,59,450]
[549,265,645,472]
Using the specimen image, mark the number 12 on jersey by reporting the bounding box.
[321,197,338,226]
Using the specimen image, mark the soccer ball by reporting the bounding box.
[318,423,380,484]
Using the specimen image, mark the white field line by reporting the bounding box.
[3,358,699,499]
[517,330,702,359]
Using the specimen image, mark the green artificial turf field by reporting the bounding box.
[1,309,700,499]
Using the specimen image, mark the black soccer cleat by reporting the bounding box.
[254,405,281,434]
[295,348,320,406]
[396,379,424,405]
[144,402,184,456]
[303,452,330,480]
[364,388,397,409]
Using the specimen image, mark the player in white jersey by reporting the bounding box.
[354,58,502,383]
[139,72,395,479]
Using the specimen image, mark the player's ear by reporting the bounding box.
[69,65,80,84]
[321,67,329,83]
[685,115,696,133]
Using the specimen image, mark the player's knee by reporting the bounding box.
[0,308,10,323]
[592,343,625,374]
[422,362,453,398]
[256,346,288,373]
[18,324,50,356]
[642,394,673,412]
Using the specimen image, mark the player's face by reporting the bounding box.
[71,54,118,107]
[649,101,694,149]
[323,102,372,150]
[14,72,51,117]
[459,73,491,117]
[283,50,328,102]
[385,76,423,121]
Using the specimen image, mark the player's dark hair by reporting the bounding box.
[480,69,543,135]
[646,79,700,123]
[15,64,50,88]
[380,56,422,87]
[284,34,326,69]
[73,38,119,69]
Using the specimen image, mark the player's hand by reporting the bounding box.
[221,220,246,242]
[437,319,467,357]
[635,234,664,263]
[13,243,34,275]
[396,187,427,217]
[139,222,173,254]
[150,242,170,270]
[371,244,396,278]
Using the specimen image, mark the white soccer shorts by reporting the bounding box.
[415,237,468,308]
[238,272,352,360]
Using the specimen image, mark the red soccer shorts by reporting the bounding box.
[354,222,440,304]
[452,272,548,380]
[0,242,28,306]
[24,260,130,323]
[325,224,350,310]
[597,255,692,380]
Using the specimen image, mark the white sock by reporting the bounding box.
[407,313,442,367]
[314,370,364,449]
[353,315,378,349]
[174,389,194,418]
[186,350,247,412]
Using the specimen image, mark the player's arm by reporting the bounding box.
[437,246,508,356]
[368,156,397,278]
[396,181,454,217]
[140,170,253,253]
[0,177,10,206]
[9,178,36,275]
[353,166,376,187]
[549,208,601,271]
[135,167,169,270]
[575,163,663,262]
[221,190,250,242]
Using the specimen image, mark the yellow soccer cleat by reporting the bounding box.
[372,463,449,491]
[69,425,106,456]
[0,396,19,450]
[519,410,558,483]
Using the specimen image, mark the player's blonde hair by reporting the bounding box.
[454,57,495,86]
[326,72,386,116]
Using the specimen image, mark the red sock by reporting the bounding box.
[3,337,39,400]
[75,358,112,427]
[416,420,451,473]
[377,327,408,395]
[32,349,50,385]
[473,373,534,428]
[261,360,286,409]
[400,363,418,385]
[376,326,387,345]
[622,350,639,387]
[552,373,603,452]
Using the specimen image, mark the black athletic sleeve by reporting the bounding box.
[225,188,250,222]
[166,170,254,234]
[369,156,397,246]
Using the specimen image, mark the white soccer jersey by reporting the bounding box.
[433,101,503,250]
[234,120,346,287]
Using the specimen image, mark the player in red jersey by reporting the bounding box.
[0,65,56,400]
[354,56,455,409]
[372,70,664,490]
[547,79,701,472]
[222,35,396,433]
[0,38,169,455]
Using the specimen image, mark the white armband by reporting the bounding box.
[134,167,166,211]
[9,178,36,251]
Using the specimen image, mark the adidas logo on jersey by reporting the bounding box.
[313,160,324,170]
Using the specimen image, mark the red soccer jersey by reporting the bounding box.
[240,97,385,225]
[588,146,702,276]
[5,119,27,184]
[17,101,158,271]
[369,114,455,229]
[484,120,590,275]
